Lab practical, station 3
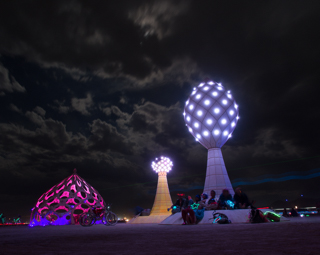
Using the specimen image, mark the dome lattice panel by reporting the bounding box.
[30,169,105,226]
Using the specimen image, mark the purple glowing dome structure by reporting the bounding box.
[184,80,239,197]
[30,169,106,226]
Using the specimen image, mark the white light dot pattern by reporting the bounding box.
[184,81,239,149]
[151,156,173,173]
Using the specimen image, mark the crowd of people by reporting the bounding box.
[168,187,253,225]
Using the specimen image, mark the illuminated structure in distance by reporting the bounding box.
[30,169,106,226]
[150,157,173,215]
[184,80,240,197]
[128,156,173,224]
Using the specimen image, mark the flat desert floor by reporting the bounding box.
[1,217,319,255]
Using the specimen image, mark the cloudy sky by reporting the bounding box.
[1,1,320,219]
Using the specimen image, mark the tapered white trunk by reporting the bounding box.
[150,172,173,215]
[203,148,234,197]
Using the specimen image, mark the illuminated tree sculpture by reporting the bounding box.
[183,80,240,196]
[150,157,173,215]
[30,169,106,226]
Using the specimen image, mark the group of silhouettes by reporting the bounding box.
[168,187,253,224]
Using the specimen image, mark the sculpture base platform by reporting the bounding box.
[128,214,170,224]
[160,209,289,225]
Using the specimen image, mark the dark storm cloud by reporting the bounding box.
[0,62,26,94]
[0,1,199,88]
[0,1,178,81]
[88,119,134,155]
[0,0,320,217]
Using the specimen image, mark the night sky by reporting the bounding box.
[1,1,320,220]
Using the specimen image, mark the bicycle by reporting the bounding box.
[104,204,118,226]
[80,204,117,227]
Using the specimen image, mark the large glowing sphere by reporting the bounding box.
[151,156,173,173]
[184,81,239,149]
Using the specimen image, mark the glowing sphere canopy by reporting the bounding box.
[184,81,239,149]
[151,156,173,173]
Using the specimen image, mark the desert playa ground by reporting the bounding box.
[1,217,319,255]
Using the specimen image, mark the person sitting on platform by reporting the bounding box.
[193,195,206,222]
[184,195,194,208]
[218,189,234,209]
[233,187,251,209]
[204,190,218,210]
[168,193,186,214]
[181,195,195,224]
[199,192,209,209]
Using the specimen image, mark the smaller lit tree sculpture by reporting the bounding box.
[150,157,173,215]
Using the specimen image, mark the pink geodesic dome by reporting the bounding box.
[30,169,106,226]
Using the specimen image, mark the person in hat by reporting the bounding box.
[199,192,209,209]
[168,193,186,214]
